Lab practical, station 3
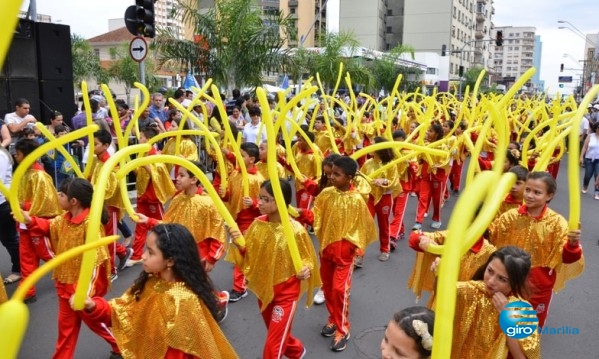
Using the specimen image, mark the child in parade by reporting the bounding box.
[72,224,239,359]
[20,178,121,359]
[380,306,434,359]
[228,179,320,359]
[14,139,61,303]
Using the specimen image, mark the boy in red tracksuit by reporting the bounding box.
[292,133,319,210]
[128,127,175,266]
[14,139,61,303]
[219,142,265,302]
[89,129,132,279]
[299,156,376,352]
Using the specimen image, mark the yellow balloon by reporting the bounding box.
[349,141,447,162]
[0,0,23,71]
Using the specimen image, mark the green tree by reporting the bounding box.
[461,65,488,93]
[298,31,374,93]
[368,44,418,95]
[107,44,158,104]
[153,0,296,91]
[71,34,108,92]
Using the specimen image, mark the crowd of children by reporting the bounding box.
[0,89,589,359]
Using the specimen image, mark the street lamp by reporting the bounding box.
[557,20,599,48]
[563,54,583,69]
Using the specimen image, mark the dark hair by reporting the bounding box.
[392,129,406,140]
[167,109,179,120]
[21,127,36,138]
[333,156,358,177]
[527,171,557,197]
[428,123,444,141]
[319,153,341,190]
[248,106,261,117]
[509,141,521,151]
[315,116,325,123]
[141,126,159,140]
[15,98,30,107]
[472,246,531,299]
[58,178,109,224]
[184,160,206,183]
[592,121,599,132]
[506,149,520,167]
[54,124,68,134]
[444,120,455,133]
[509,165,529,182]
[174,89,185,99]
[392,306,435,358]
[458,121,467,131]
[373,136,395,164]
[301,131,315,144]
[15,138,39,156]
[94,129,112,145]
[232,89,241,98]
[50,111,63,120]
[261,179,292,206]
[129,224,220,319]
[235,98,246,108]
[240,142,260,163]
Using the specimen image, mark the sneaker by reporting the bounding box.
[110,273,118,282]
[330,332,350,352]
[300,346,307,359]
[410,192,417,197]
[431,221,442,229]
[399,232,405,241]
[353,256,363,269]
[321,322,337,337]
[313,289,325,305]
[109,352,123,359]
[389,238,397,252]
[118,248,134,271]
[582,187,588,194]
[228,289,248,302]
[216,291,229,323]
[125,259,142,267]
[412,222,422,230]
[24,295,37,304]
[378,252,390,262]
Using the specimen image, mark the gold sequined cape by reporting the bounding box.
[452,281,540,359]
[228,218,321,310]
[135,161,176,204]
[256,161,286,180]
[0,274,7,304]
[315,130,333,154]
[352,174,373,202]
[89,157,124,211]
[109,275,238,359]
[162,138,199,172]
[360,157,401,203]
[226,170,264,219]
[48,213,110,284]
[313,186,377,252]
[164,192,227,244]
[18,167,61,217]
[488,207,585,290]
[293,150,318,192]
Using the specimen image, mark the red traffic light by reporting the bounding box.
[495,30,503,46]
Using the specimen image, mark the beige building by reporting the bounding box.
[279,0,327,48]
[491,26,536,86]
[338,0,388,51]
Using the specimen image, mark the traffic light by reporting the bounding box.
[495,30,503,46]
[441,44,447,57]
[458,65,464,77]
[560,63,564,72]
[125,0,155,38]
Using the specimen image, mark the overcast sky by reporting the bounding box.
[22,0,599,94]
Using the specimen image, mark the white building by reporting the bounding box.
[491,26,536,89]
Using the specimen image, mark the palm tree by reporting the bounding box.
[369,44,418,95]
[153,0,296,91]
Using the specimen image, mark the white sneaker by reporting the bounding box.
[313,289,325,305]
[125,259,142,267]
[431,221,442,229]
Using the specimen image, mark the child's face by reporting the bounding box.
[314,120,324,131]
[524,178,553,209]
[15,150,24,164]
[297,137,308,151]
[93,138,109,156]
[257,187,277,216]
[139,133,148,144]
[329,165,352,190]
[425,128,437,142]
[142,232,173,275]
[323,164,333,181]
[57,191,71,211]
[510,179,526,199]
[176,168,196,191]
[241,149,255,167]
[56,131,67,138]
[483,257,511,296]
[442,123,451,135]
[26,134,36,140]
[380,320,422,359]
[258,143,267,161]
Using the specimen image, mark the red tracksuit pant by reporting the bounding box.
[53,266,119,359]
[104,206,128,274]
[389,192,409,239]
[18,225,55,297]
[528,267,556,328]
[449,161,463,191]
[367,194,392,253]
[320,240,356,336]
[416,175,446,223]
[259,277,305,359]
[232,220,253,292]
[132,200,164,260]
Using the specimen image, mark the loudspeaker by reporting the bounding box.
[0,78,40,119]
[39,79,76,125]
[1,19,38,79]
[36,22,73,81]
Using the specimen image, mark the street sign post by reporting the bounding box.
[129,36,147,62]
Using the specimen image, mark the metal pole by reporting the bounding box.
[30,0,37,21]
[139,59,146,86]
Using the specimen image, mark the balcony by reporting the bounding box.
[475,29,483,39]
[477,0,488,3]
[476,11,485,22]
[289,0,298,6]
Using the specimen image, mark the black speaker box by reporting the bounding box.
[36,22,73,81]
[0,78,40,119]
[39,79,76,125]
[0,19,38,80]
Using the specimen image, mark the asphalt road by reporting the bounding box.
[2,157,598,358]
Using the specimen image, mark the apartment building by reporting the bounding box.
[339,0,388,51]
[491,26,536,89]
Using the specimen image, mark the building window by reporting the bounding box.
[387,9,392,16]
[94,48,100,58]
[386,26,392,33]
[514,46,519,50]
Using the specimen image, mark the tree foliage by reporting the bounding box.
[107,44,158,103]
[368,44,419,94]
[71,33,107,90]
[153,0,296,91]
